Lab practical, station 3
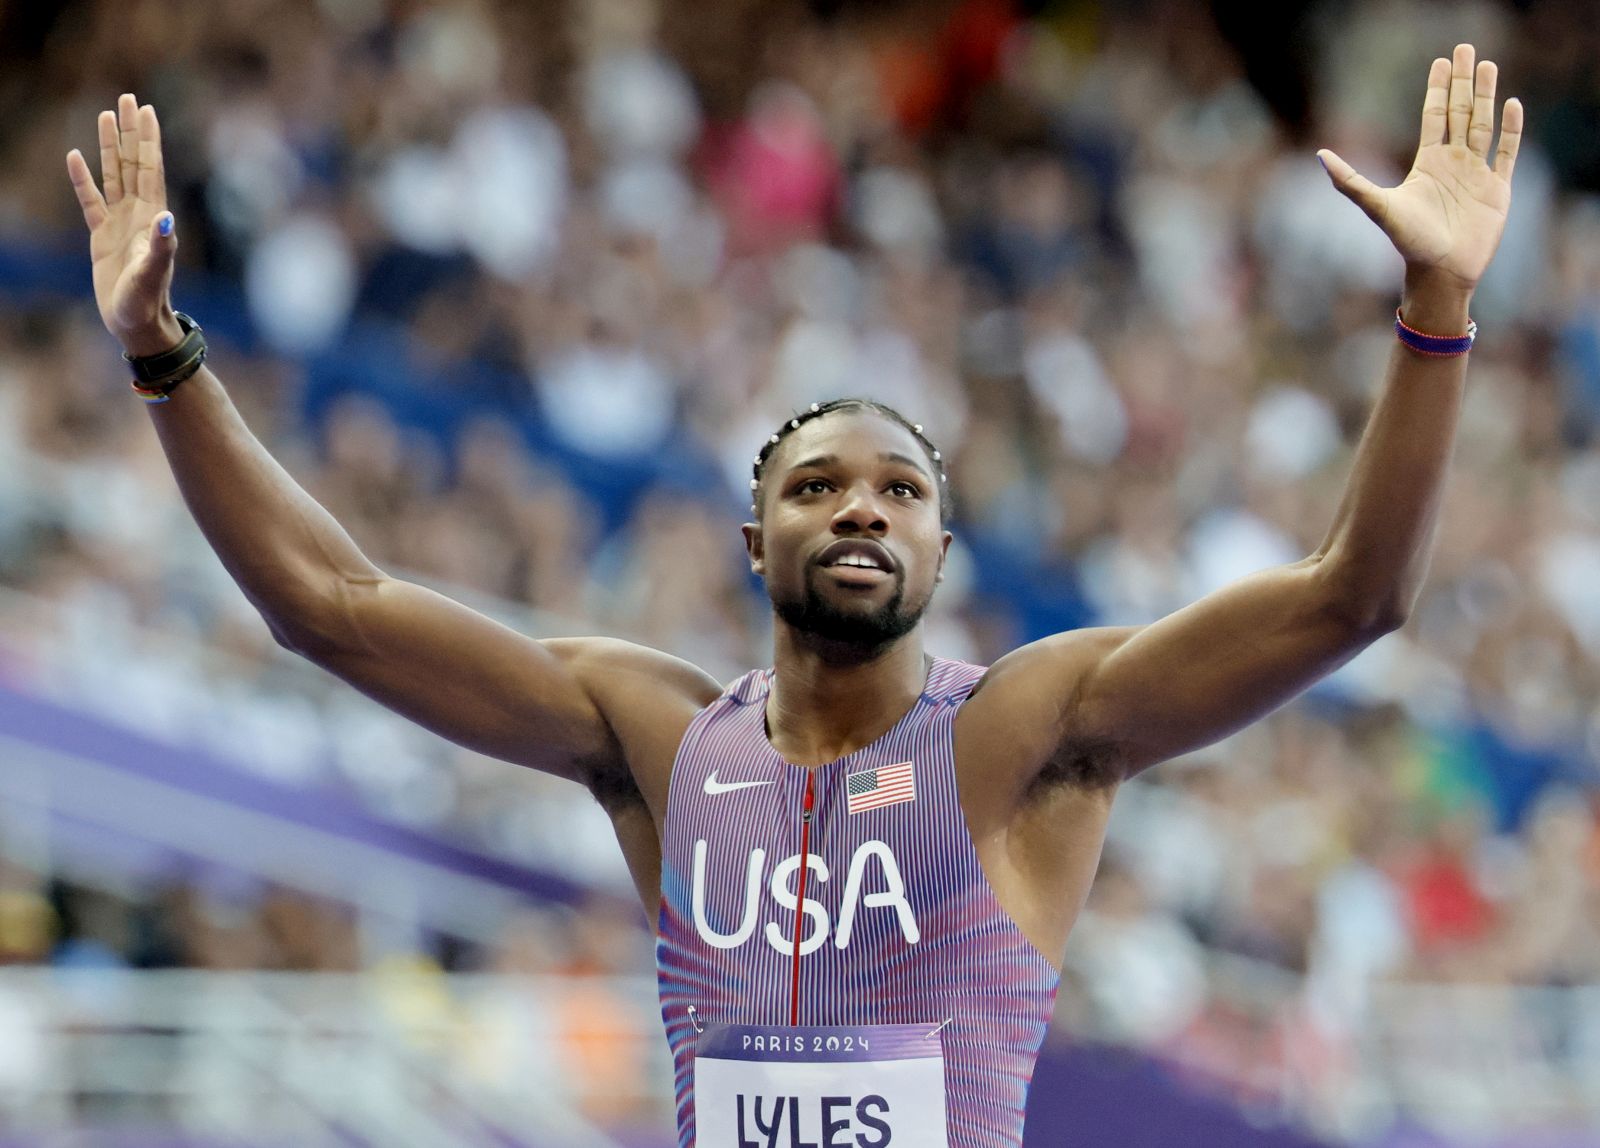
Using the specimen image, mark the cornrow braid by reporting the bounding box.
[749,398,952,524]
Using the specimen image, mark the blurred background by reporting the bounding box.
[0,0,1597,1144]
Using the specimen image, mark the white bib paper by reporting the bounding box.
[693,1023,948,1147]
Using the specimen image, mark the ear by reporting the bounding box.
[935,530,952,582]
[742,520,765,576]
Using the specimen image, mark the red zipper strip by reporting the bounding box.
[790,770,816,1027]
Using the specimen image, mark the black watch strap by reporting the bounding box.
[124,312,207,389]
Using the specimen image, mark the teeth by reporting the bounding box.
[835,555,881,569]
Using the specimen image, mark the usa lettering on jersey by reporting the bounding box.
[691,838,921,953]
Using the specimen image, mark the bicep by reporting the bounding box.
[970,558,1379,790]
[1070,559,1374,774]
[291,576,626,781]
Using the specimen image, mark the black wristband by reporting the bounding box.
[124,313,207,390]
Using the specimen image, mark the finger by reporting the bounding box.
[136,104,165,206]
[131,212,179,299]
[1318,149,1389,228]
[66,149,108,230]
[98,110,123,205]
[1467,59,1497,159]
[1448,44,1475,147]
[1494,97,1524,183]
[1418,57,1450,151]
[117,93,140,204]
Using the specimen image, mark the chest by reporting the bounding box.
[666,747,954,958]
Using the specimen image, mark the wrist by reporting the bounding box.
[120,309,185,359]
[1400,269,1474,335]
[123,312,208,405]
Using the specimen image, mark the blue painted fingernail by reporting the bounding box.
[158,214,173,237]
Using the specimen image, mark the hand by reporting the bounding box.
[1318,43,1523,296]
[65,93,183,357]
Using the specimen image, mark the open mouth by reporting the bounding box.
[817,540,896,583]
[824,563,891,585]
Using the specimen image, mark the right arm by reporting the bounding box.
[145,364,690,781]
[67,94,719,788]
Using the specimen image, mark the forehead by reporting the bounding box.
[770,411,930,474]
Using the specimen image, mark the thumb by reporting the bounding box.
[131,212,178,298]
[1317,149,1387,227]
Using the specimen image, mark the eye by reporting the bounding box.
[795,477,833,495]
[889,480,922,499]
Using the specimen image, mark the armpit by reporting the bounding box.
[1028,737,1122,794]
[585,754,649,815]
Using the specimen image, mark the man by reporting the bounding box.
[66,43,1519,1147]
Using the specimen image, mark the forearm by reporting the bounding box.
[143,363,385,650]
[1314,272,1475,627]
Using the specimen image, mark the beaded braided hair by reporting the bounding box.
[749,398,951,525]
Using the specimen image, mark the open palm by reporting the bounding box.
[65,93,180,354]
[1319,44,1523,292]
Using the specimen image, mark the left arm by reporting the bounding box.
[1068,268,1473,773]
[968,44,1522,785]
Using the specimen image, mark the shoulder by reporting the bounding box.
[955,627,1139,798]
[542,636,724,813]
[543,635,725,708]
[967,627,1139,710]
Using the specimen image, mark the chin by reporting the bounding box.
[773,574,932,650]
[819,581,895,606]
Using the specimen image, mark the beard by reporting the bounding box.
[772,564,930,654]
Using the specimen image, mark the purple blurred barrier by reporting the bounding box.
[1023,1040,1332,1148]
[1023,1040,1600,1148]
[0,683,598,937]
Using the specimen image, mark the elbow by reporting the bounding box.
[265,616,303,654]
[1344,595,1412,638]
[1314,557,1416,639]
[265,615,347,659]
[264,612,342,659]
[259,577,366,661]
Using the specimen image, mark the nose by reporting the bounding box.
[830,482,888,535]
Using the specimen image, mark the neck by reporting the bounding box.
[766,624,930,766]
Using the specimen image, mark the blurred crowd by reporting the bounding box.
[2,0,1600,1128]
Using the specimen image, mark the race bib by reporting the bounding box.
[693,1023,948,1147]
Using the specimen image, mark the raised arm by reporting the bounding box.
[65,95,718,793]
[965,45,1522,787]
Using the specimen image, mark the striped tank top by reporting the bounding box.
[655,657,1061,1146]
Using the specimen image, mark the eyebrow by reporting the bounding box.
[786,452,934,481]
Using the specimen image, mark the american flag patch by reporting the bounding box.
[845,761,916,815]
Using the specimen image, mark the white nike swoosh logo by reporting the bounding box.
[703,772,775,796]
